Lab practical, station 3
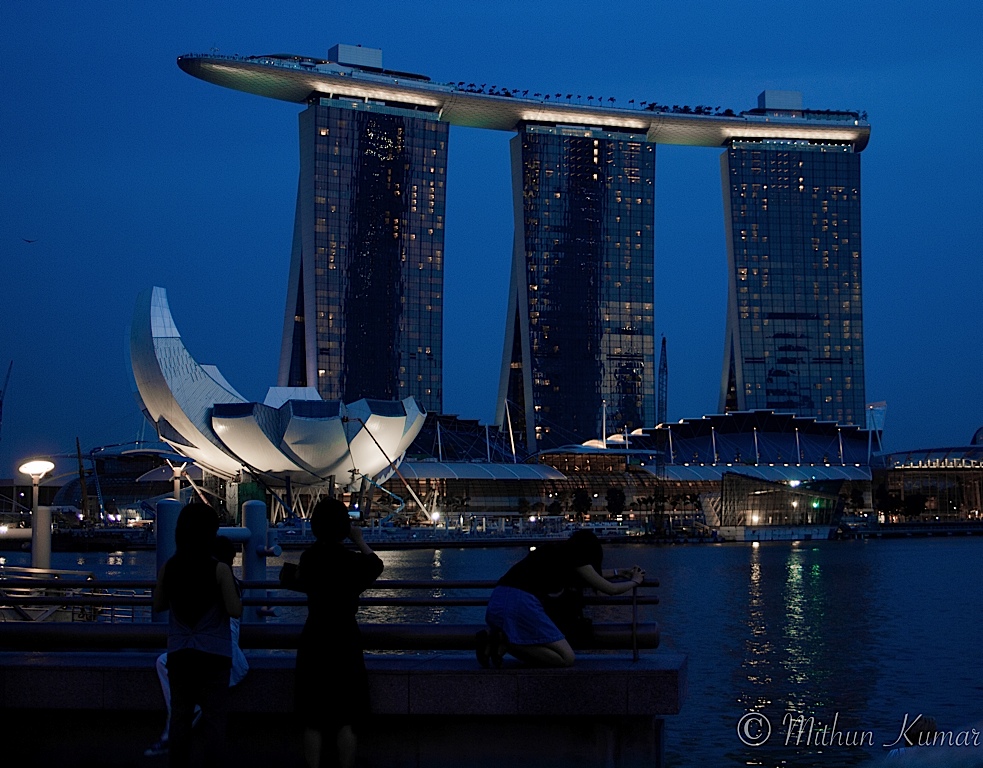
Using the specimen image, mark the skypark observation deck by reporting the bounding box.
[177,52,871,149]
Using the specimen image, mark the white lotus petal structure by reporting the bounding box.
[129,287,425,488]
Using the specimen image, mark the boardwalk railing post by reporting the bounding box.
[238,500,281,623]
[153,498,182,622]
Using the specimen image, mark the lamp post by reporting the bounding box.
[19,459,55,570]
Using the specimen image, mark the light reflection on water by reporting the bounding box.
[6,539,983,766]
[654,538,983,767]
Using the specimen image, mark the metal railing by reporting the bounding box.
[0,578,659,660]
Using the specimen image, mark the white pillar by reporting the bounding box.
[30,498,51,570]
[239,500,280,623]
[155,498,183,576]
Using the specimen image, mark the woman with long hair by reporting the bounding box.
[152,503,242,767]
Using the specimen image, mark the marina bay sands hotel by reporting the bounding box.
[178,44,870,453]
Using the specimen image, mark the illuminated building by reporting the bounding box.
[497,125,655,451]
[720,91,866,424]
[178,51,870,444]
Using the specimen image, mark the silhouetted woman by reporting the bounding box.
[283,497,384,768]
[153,502,242,767]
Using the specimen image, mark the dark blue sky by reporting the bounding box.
[2,1,981,477]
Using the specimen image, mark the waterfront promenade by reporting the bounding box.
[3,705,301,768]
[1,648,686,768]
[0,565,681,768]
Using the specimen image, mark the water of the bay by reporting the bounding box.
[3,537,982,767]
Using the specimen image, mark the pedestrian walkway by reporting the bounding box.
[5,710,306,768]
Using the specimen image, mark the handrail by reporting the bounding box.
[0,578,659,657]
[0,579,659,609]
[0,620,660,652]
[0,578,659,590]
[0,594,659,608]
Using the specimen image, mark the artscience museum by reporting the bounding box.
[129,287,425,492]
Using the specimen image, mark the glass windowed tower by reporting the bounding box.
[278,97,448,413]
[178,52,870,439]
[720,132,865,425]
[497,124,655,451]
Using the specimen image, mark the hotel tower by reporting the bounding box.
[720,91,865,426]
[178,49,870,450]
[496,125,655,450]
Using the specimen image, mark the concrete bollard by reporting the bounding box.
[30,505,53,570]
[225,500,282,623]
[153,498,183,623]
[154,498,182,577]
[155,498,281,624]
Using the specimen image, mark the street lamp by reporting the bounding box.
[19,459,55,570]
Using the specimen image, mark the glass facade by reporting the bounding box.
[279,98,448,413]
[498,124,655,451]
[720,140,865,425]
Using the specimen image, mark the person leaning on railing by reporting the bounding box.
[478,529,645,668]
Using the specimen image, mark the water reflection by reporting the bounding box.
[726,542,893,766]
[744,543,772,692]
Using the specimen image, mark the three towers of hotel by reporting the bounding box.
[272,50,865,451]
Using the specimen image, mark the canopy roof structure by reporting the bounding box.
[178,52,870,150]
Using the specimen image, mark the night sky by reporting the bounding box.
[2,1,981,478]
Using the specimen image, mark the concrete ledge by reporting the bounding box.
[365,653,687,717]
[0,650,686,717]
[0,651,685,768]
